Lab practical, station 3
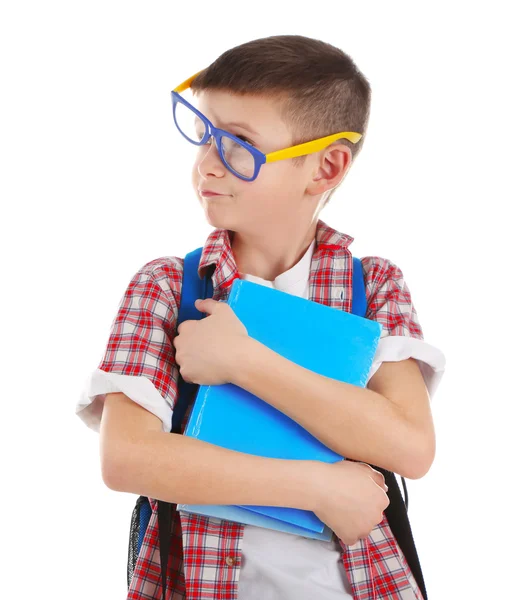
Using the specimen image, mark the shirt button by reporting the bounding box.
[225,556,236,567]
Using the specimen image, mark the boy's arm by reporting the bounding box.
[100,391,319,510]
[231,338,435,480]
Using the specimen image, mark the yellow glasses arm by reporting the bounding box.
[173,70,204,93]
[265,131,362,164]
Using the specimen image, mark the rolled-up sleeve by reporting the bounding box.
[75,259,182,433]
[362,256,446,399]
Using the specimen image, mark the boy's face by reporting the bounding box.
[191,90,323,235]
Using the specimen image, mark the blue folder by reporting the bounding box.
[177,278,382,539]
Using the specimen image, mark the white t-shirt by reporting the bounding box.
[76,239,446,599]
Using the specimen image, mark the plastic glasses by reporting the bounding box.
[171,71,362,182]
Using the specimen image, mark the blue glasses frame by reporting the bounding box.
[171,91,268,182]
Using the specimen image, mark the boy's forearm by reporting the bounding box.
[230,337,433,479]
[107,431,321,511]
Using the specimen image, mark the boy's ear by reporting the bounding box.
[306,144,352,196]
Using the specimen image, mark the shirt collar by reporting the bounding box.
[314,218,354,252]
[198,219,355,302]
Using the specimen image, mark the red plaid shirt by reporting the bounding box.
[99,219,428,599]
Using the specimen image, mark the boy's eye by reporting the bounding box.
[195,132,256,148]
[236,135,255,147]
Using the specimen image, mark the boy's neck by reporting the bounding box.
[230,219,318,282]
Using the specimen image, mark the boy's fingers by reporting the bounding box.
[195,298,218,311]
[371,470,388,491]
[357,462,388,491]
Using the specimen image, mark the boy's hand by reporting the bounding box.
[173,299,249,386]
[312,460,390,547]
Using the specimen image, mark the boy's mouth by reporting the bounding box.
[200,189,229,198]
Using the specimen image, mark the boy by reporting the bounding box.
[76,35,445,599]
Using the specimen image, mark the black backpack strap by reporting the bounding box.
[353,256,426,598]
[371,466,428,599]
[157,250,214,600]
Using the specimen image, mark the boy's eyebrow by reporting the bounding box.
[225,121,260,137]
[195,113,261,138]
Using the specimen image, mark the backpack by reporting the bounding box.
[127,249,428,600]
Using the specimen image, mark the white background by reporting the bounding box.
[1,1,509,598]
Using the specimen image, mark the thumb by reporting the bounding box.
[358,462,388,491]
[194,298,218,314]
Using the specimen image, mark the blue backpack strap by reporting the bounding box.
[351,256,367,317]
[176,247,214,327]
[158,247,214,600]
[172,247,214,433]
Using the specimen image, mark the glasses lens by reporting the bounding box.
[220,135,255,179]
[174,100,208,145]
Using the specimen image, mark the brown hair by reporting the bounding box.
[190,35,371,204]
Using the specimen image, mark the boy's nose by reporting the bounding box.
[198,137,226,178]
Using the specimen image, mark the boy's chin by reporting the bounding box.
[203,209,235,231]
